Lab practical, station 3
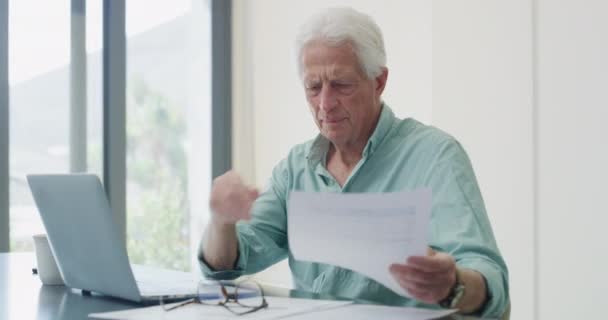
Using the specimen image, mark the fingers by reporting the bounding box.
[390,251,457,304]
[390,265,450,303]
[407,252,454,273]
[407,288,444,305]
[248,188,260,200]
[239,188,260,222]
[210,171,260,224]
[389,264,452,287]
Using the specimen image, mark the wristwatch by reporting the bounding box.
[439,268,465,309]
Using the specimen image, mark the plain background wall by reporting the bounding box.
[537,0,608,318]
[432,1,534,319]
[231,0,608,319]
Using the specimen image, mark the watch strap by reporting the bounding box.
[439,268,466,309]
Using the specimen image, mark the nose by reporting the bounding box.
[319,85,338,113]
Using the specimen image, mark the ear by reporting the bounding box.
[374,67,389,98]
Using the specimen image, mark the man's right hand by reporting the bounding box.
[209,170,259,226]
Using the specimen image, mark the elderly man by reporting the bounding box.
[199,7,509,318]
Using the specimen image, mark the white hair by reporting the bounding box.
[296,7,387,79]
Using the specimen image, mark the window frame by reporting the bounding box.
[1,0,9,253]
[0,0,232,251]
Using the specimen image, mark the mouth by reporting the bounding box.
[322,118,346,124]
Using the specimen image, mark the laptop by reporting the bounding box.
[27,173,202,303]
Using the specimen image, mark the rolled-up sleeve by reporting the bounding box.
[426,139,510,318]
[199,159,290,280]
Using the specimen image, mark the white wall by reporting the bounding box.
[432,2,534,319]
[231,1,608,319]
[537,1,608,319]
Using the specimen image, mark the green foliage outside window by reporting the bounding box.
[126,77,190,271]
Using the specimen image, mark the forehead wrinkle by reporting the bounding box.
[304,63,359,83]
[302,42,362,81]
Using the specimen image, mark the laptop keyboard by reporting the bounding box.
[131,264,200,297]
[137,281,196,296]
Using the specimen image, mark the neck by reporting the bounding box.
[328,142,365,169]
[327,102,384,168]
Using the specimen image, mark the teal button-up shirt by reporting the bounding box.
[200,104,509,318]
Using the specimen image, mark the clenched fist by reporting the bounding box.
[209,170,259,226]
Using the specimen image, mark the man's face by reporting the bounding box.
[301,41,386,148]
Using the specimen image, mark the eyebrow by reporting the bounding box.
[304,73,359,83]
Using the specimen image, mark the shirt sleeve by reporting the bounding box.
[424,138,510,318]
[199,159,290,280]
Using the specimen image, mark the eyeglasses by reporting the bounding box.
[160,280,269,316]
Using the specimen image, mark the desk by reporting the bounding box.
[0,253,485,319]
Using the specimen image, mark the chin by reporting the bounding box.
[321,131,347,145]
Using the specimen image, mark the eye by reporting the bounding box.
[305,83,321,95]
[333,81,355,94]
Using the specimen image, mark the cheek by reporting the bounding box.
[306,96,319,110]
[343,97,368,128]
[307,100,318,115]
[307,103,321,126]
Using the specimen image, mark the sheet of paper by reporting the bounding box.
[88,296,352,320]
[286,304,457,320]
[288,189,431,297]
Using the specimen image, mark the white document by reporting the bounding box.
[88,296,352,320]
[288,189,432,297]
[287,304,457,320]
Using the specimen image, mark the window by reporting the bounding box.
[9,0,69,250]
[2,1,226,272]
[124,0,212,271]
[8,0,103,251]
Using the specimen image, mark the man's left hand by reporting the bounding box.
[389,248,457,304]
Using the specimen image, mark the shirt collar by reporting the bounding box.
[306,103,396,167]
[362,102,395,158]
